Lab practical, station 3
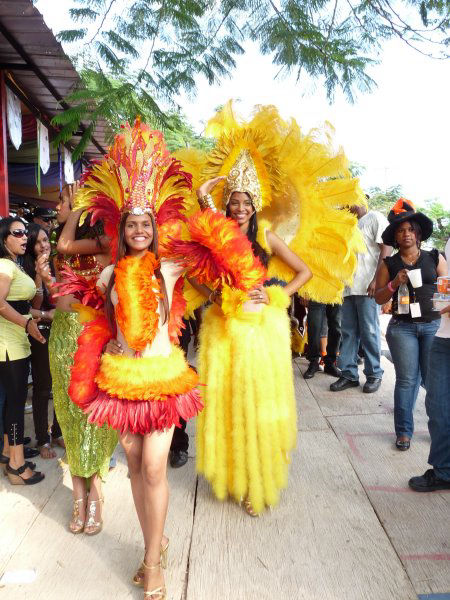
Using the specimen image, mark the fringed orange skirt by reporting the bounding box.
[69,315,202,434]
[88,348,202,434]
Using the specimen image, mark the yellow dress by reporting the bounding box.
[196,286,297,514]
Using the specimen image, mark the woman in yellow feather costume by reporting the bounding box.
[176,102,365,515]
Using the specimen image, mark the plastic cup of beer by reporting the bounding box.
[437,276,450,293]
[408,268,422,288]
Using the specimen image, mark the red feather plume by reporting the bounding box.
[167,209,267,291]
[52,266,104,310]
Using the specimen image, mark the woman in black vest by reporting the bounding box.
[375,199,447,450]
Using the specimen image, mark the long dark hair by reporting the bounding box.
[22,223,47,279]
[105,212,169,336]
[0,216,26,259]
[226,198,269,268]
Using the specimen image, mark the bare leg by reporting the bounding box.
[120,432,147,546]
[3,434,9,456]
[142,426,174,594]
[69,475,87,533]
[84,473,103,534]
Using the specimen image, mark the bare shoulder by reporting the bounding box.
[97,264,114,291]
[161,258,184,279]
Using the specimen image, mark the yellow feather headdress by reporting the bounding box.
[176,101,366,304]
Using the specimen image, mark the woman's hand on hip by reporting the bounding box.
[248,286,269,304]
[103,339,123,355]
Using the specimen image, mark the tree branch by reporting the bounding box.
[137,1,165,84]
[86,0,117,46]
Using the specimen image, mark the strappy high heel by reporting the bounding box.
[69,498,86,534]
[84,497,104,536]
[1,454,35,475]
[133,539,169,586]
[6,463,44,485]
[143,561,166,599]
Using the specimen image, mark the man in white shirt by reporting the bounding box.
[330,204,391,393]
[409,237,450,491]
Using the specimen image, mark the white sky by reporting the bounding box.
[36,1,450,208]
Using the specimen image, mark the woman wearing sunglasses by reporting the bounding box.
[0,217,46,484]
[23,223,62,459]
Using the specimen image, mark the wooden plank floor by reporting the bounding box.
[1,356,449,599]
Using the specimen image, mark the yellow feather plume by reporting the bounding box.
[175,101,366,304]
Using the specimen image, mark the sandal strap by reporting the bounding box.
[144,588,165,598]
[142,561,161,571]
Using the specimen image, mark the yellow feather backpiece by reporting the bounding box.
[175,102,366,304]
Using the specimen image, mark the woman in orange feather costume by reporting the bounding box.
[65,122,202,600]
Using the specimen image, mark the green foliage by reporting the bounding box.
[53,0,450,158]
[164,112,214,153]
[419,199,450,251]
[349,162,366,178]
[367,185,403,215]
[367,185,449,250]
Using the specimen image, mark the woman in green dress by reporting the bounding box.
[40,183,117,535]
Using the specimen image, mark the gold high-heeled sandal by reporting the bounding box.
[160,539,169,570]
[143,561,166,599]
[69,498,86,534]
[84,497,104,536]
[133,539,169,586]
[242,498,259,517]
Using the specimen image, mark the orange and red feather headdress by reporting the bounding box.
[72,118,193,260]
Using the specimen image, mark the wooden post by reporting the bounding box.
[0,71,9,216]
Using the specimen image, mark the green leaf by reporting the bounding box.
[69,8,99,22]
[57,28,88,43]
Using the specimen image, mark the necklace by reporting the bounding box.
[401,249,421,267]
[7,256,26,274]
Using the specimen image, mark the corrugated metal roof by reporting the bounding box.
[0,0,107,161]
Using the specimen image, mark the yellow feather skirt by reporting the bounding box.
[196,293,297,514]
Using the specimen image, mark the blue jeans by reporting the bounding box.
[425,336,450,481]
[386,318,440,438]
[338,295,384,381]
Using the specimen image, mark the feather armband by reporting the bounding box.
[167,209,267,291]
[266,285,290,310]
[52,265,105,310]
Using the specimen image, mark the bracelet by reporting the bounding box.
[35,287,44,295]
[387,281,396,293]
[41,310,46,319]
[24,317,32,333]
[198,193,217,211]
